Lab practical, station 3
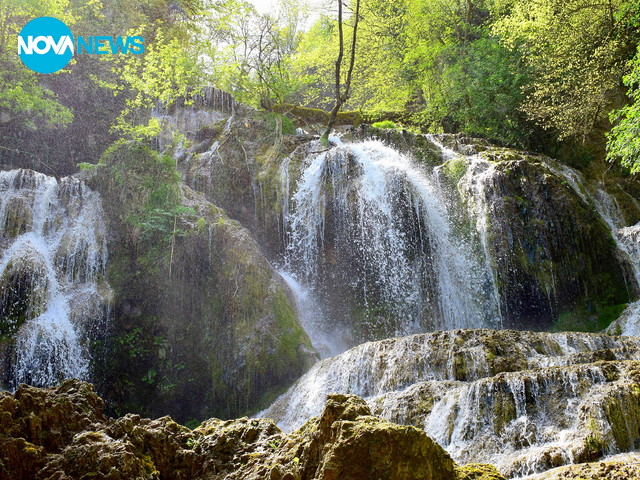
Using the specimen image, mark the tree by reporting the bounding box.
[607,45,640,173]
[492,0,639,143]
[198,0,308,107]
[0,0,75,130]
[322,0,361,142]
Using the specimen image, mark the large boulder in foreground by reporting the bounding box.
[0,380,459,480]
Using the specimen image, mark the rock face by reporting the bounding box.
[429,133,637,331]
[153,95,640,348]
[0,379,461,480]
[606,300,640,336]
[172,114,639,349]
[93,141,317,422]
[522,453,640,480]
[262,330,640,478]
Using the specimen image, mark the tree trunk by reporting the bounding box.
[322,0,361,142]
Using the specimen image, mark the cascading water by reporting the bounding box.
[427,134,640,329]
[152,86,237,155]
[532,161,640,335]
[591,188,640,285]
[0,169,111,388]
[277,269,344,357]
[262,330,640,477]
[280,139,499,350]
[429,135,504,326]
[264,134,640,478]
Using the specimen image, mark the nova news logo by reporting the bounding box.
[18,17,144,74]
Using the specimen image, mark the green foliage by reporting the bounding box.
[436,37,532,145]
[290,0,535,146]
[139,206,196,243]
[100,26,206,139]
[607,46,640,173]
[0,0,76,129]
[198,0,311,107]
[117,327,150,359]
[372,120,398,129]
[77,162,99,171]
[99,139,188,269]
[492,0,639,143]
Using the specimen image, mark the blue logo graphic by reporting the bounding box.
[18,17,74,74]
[18,17,145,74]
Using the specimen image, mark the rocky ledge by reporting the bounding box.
[2,378,638,479]
[0,379,500,480]
[262,330,640,478]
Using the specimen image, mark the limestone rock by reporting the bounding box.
[0,382,459,480]
[522,453,640,480]
[456,464,506,480]
[95,141,317,422]
[262,330,640,477]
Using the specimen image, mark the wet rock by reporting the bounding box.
[0,170,111,389]
[0,243,50,336]
[95,142,317,422]
[606,300,640,337]
[522,454,640,479]
[453,147,633,330]
[0,382,459,480]
[262,330,640,477]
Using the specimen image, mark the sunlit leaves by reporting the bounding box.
[0,0,76,129]
[607,46,640,173]
[492,0,637,141]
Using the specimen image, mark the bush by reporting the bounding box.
[372,120,398,129]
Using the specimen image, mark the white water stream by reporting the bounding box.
[0,169,110,387]
[279,139,500,352]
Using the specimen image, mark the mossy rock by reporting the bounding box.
[0,246,49,337]
[93,141,317,422]
[456,464,506,480]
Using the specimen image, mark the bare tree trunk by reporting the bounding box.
[322,0,361,143]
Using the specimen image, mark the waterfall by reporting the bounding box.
[152,87,237,155]
[277,269,345,358]
[0,169,111,387]
[540,165,640,338]
[280,139,498,349]
[591,189,640,285]
[427,135,640,329]
[261,330,640,477]
[429,135,504,327]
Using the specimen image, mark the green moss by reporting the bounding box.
[604,388,640,451]
[265,290,312,377]
[492,390,517,435]
[371,120,398,129]
[584,417,606,456]
[552,303,628,333]
[270,104,363,127]
[263,112,296,135]
[441,155,468,185]
[453,355,468,381]
[456,463,506,480]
